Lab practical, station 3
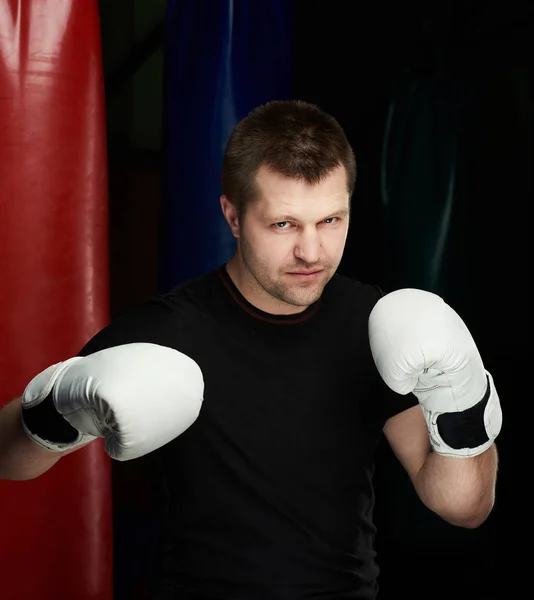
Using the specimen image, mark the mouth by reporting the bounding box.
[286,269,324,280]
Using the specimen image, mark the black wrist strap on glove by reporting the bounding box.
[436,375,491,450]
[22,393,79,444]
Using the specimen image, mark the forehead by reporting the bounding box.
[251,165,349,221]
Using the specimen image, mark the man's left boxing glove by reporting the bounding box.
[369,289,502,458]
[21,343,204,461]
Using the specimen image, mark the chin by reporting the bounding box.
[286,286,325,307]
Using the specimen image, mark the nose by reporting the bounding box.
[294,228,321,264]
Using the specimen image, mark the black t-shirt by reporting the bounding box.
[79,266,417,600]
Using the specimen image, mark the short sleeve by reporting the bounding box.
[377,377,419,422]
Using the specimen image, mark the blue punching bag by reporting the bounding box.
[159,0,293,291]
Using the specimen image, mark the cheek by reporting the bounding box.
[323,227,348,255]
[268,239,295,266]
[257,229,292,255]
[246,228,289,264]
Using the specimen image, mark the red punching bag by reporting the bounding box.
[0,2,113,599]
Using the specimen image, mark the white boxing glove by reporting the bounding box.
[368,289,502,458]
[21,343,204,461]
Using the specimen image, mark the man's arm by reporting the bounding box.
[1,342,203,479]
[383,405,498,528]
[0,397,73,481]
[0,299,197,481]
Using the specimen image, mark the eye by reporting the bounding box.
[274,221,290,229]
[323,217,338,224]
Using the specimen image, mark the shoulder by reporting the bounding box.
[323,271,385,316]
[315,272,385,346]
[154,268,222,315]
[78,269,222,356]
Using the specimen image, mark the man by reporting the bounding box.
[0,100,501,599]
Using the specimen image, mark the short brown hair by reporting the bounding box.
[221,100,356,216]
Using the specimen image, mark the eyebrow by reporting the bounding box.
[267,208,350,223]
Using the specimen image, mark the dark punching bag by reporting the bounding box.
[0,2,113,599]
[380,72,467,295]
[159,0,293,291]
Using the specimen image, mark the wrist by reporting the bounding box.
[21,390,81,452]
[422,371,502,458]
[21,359,87,452]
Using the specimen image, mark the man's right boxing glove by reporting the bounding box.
[21,343,204,461]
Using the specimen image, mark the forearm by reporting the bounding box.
[0,397,65,481]
[414,443,498,528]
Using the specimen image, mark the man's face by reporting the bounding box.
[224,165,350,314]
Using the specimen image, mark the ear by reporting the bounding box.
[220,195,240,238]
